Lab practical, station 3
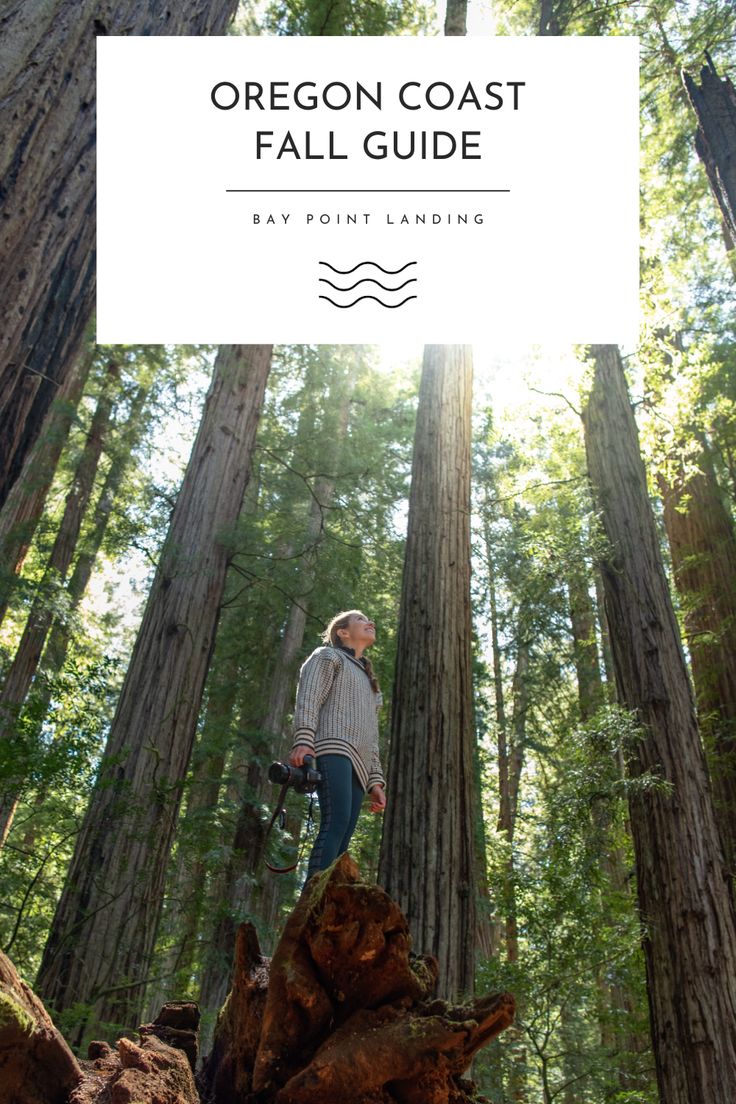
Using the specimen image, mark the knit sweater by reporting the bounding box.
[291,645,385,792]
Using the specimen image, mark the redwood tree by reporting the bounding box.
[36,345,272,1038]
[0,0,239,509]
[682,55,736,249]
[658,445,736,873]
[378,345,477,1000]
[0,347,93,628]
[582,344,736,1103]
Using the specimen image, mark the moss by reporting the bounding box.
[0,990,35,1038]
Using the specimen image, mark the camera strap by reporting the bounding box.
[264,787,316,874]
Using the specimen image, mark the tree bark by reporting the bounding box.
[538,0,561,35]
[0,947,82,1103]
[0,347,93,628]
[582,343,736,1104]
[682,55,736,251]
[444,0,467,37]
[0,0,239,510]
[594,570,616,686]
[35,345,272,1038]
[657,445,736,875]
[0,363,120,845]
[567,568,604,721]
[501,611,530,1104]
[378,345,476,1000]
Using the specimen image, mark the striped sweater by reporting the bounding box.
[291,645,385,792]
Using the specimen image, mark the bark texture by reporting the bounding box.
[582,344,736,1104]
[36,346,272,1035]
[658,448,736,874]
[378,345,476,999]
[71,1035,199,1104]
[70,1006,200,1104]
[444,0,467,36]
[567,568,604,721]
[200,855,514,1104]
[0,348,92,627]
[0,948,82,1104]
[0,0,239,509]
[682,56,736,249]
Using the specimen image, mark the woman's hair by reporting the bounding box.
[322,609,380,694]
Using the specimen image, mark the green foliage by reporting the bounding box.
[0,655,118,977]
[471,387,656,1101]
[264,0,433,37]
[476,707,654,1102]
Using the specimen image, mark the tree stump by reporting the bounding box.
[139,1001,201,1072]
[70,1003,200,1104]
[199,855,514,1104]
[70,1034,199,1104]
[0,948,82,1104]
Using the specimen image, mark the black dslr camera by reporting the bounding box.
[268,754,321,794]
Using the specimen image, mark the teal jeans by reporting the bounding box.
[306,753,364,879]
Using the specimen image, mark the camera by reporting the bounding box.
[268,754,321,794]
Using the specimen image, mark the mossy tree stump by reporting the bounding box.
[0,948,82,1103]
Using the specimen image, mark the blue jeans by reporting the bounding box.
[306,753,364,879]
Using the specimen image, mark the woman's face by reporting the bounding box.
[338,612,376,650]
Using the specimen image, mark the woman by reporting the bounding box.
[289,609,387,879]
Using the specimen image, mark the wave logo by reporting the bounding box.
[318,261,418,308]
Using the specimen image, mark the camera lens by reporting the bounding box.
[268,761,291,784]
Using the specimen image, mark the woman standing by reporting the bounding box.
[289,609,387,879]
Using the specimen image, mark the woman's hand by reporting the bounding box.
[368,785,387,813]
[289,744,313,767]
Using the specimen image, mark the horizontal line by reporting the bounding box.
[226,188,509,193]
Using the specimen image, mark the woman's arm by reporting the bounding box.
[367,740,386,811]
[368,783,387,812]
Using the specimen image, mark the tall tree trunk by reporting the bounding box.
[483,518,506,966]
[199,371,355,1015]
[444,0,466,36]
[582,343,736,1104]
[538,0,561,35]
[503,618,529,1104]
[0,0,239,510]
[657,445,736,874]
[35,345,272,1039]
[682,55,736,251]
[498,620,528,967]
[144,642,241,1020]
[594,571,616,686]
[0,348,93,628]
[567,568,603,721]
[0,363,120,844]
[378,345,476,1000]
